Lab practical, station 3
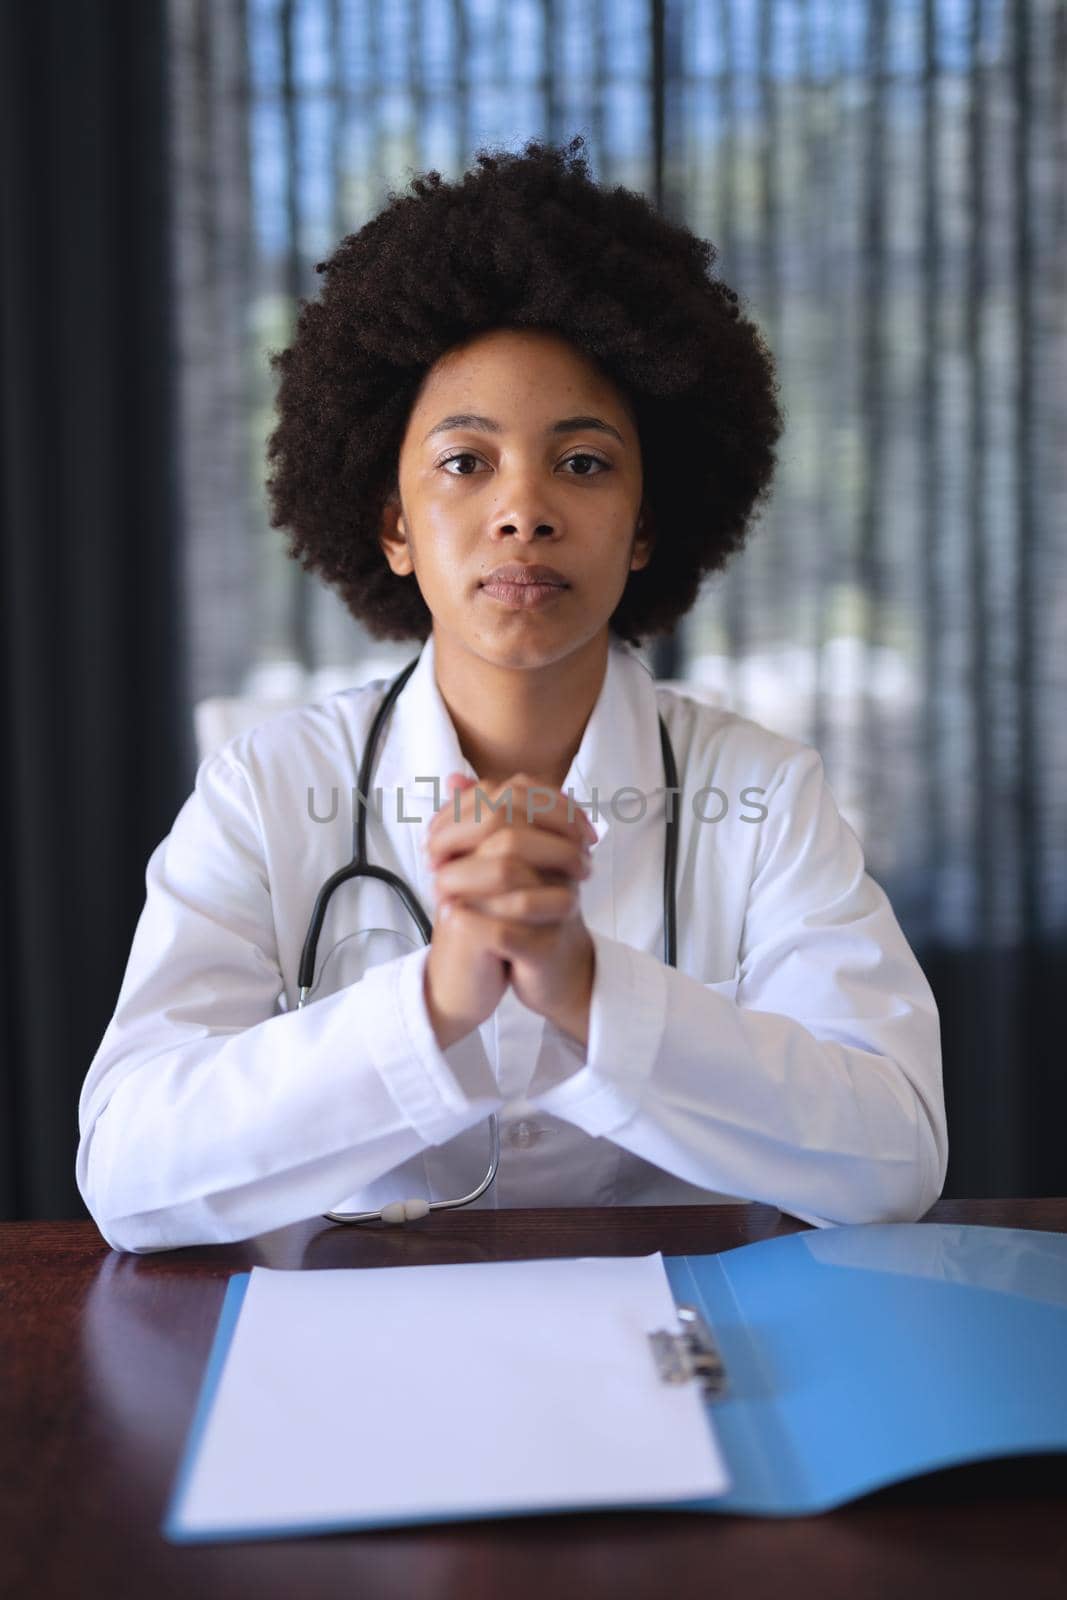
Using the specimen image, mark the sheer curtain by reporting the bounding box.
[168,0,1067,1197]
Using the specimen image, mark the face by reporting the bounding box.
[378,327,653,671]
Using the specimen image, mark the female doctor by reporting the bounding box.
[76,136,947,1253]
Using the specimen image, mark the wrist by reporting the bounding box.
[545,936,595,1049]
[423,963,479,1052]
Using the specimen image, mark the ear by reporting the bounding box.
[378,488,415,578]
[629,504,655,573]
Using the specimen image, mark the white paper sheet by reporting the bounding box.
[168,1252,730,1536]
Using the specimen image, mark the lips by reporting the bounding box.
[480,563,569,588]
[479,563,570,611]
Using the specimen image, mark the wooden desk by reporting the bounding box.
[3,1199,1066,1599]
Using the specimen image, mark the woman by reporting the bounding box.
[76,137,946,1253]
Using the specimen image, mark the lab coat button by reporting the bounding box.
[507,1119,542,1150]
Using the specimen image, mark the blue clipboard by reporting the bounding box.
[163,1223,1067,1541]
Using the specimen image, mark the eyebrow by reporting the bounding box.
[423,413,625,445]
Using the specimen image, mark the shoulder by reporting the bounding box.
[653,678,817,793]
[190,680,393,825]
[203,680,388,769]
[652,682,861,886]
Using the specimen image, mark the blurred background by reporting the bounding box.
[2,0,1064,1220]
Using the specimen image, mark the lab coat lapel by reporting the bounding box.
[562,640,667,959]
[372,636,476,911]
[369,636,667,1099]
[374,635,667,949]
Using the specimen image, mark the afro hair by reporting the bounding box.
[265,134,784,646]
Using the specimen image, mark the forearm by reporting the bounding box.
[78,948,500,1252]
[531,933,947,1226]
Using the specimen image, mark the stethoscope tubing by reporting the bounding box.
[297,649,678,1224]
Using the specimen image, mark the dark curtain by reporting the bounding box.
[1,0,1064,1220]
[0,1,193,1219]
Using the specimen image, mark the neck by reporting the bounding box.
[432,630,612,791]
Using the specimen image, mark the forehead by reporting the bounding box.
[411,327,632,418]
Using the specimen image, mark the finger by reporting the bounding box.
[488,915,576,959]
[428,772,576,833]
[501,774,597,846]
[427,777,596,862]
[435,772,479,814]
[433,854,546,903]
[437,772,479,819]
[451,884,582,925]
[476,826,592,876]
[428,819,591,883]
[435,850,586,905]
[422,774,480,861]
[433,896,514,967]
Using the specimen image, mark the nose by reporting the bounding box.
[495,517,556,542]
[491,465,559,542]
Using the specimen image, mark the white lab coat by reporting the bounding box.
[76,636,947,1253]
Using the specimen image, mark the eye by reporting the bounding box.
[437,451,611,477]
[561,452,610,476]
[438,451,486,476]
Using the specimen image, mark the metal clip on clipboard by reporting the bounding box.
[648,1304,728,1400]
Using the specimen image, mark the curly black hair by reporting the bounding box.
[265,134,784,646]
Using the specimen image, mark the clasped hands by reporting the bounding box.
[421,771,596,1053]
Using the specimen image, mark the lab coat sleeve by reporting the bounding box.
[531,745,948,1226]
[76,750,501,1254]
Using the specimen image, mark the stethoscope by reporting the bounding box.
[297,650,680,1226]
